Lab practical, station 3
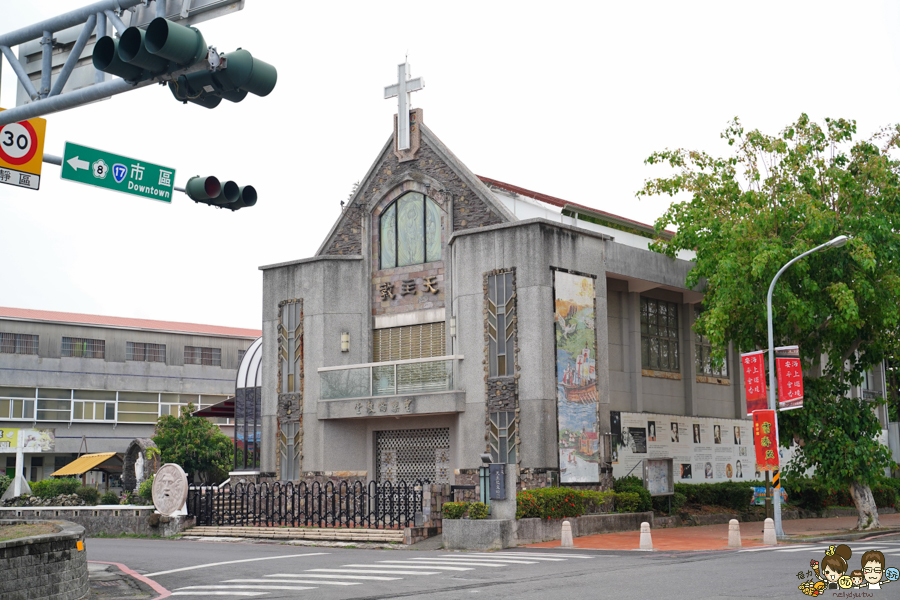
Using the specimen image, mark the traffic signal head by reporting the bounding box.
[93,17,207,82]
[168,48,277,108]
[184,176,257,210]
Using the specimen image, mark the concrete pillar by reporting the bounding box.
[626,292,643,413]
[14,445,23,496]
[561,520,574,548]
[727,519,741,548]
[682,303,697,416]
[639,521,652,550]
[763,518,777,545]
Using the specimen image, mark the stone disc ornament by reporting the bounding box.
[152,463,189,516]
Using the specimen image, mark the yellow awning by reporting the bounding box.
[50,452,119,476]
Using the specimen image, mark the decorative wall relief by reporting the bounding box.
[553,269,600,483]
[275,299,303,478]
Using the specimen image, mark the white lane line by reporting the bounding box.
[343,564,474,571]
[170,593,267,597]
[463,554,567,561]
[489,552,595,559]
[306,569,439,575]
[276,574,401,581]
[737,546,781,552]
[409,557,536,565]
[777,546,830,553]
[146,552,329,577]
[383,560,504,567]
[228,579,360,586]
[175,585,316,591]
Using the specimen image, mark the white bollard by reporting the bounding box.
[639,521,653,550]
[728,519,742,548]
[763,518,777,545]
[560,520,574,548]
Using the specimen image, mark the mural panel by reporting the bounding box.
[554,270,599,483]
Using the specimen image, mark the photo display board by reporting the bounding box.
[611,411,751,483]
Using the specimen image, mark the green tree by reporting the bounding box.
[639,114,899,529]
[152,403,233,485]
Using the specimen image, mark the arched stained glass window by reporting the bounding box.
[380,192,441,269]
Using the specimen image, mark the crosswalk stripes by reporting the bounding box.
[739,541,900,554]
[165,551,594,597]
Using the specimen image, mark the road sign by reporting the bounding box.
[60,142,175,203]
[0,109,47,191]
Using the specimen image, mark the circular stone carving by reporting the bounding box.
[152,463,188,516]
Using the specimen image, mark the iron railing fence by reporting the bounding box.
[187,480,427,529]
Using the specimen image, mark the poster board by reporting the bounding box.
[643,458,674,496]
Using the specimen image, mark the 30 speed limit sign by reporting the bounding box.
[0,108,47,191]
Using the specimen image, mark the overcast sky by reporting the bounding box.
[2,1,900,330]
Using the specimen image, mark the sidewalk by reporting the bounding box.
[523,513,900,551]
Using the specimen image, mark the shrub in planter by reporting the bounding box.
[515,487,584,519]
[613,476,651,512]
[139,475,155,502]
[75,485,100,505]
[0,474,9,497]
[443,501,469,519]
[581,490,616,514]
[614,491,641,513]
[468,502,489,519]
[99,491,120,505]
[516,491,542,519]
[651,491,686,514]
[31,478,81,499]
[872,483,898,509]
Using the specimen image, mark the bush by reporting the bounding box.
[30,478,81,499]
[673,482,755,511]
[99,491,120,505]
[514,487,584,519]
[614,491,641,513]
[613,476,651,512]
[652,491,686,514]
[0,474,10,498]
[581,490,616,514]
[442,501,468,519]
[75,485,100,505]
[872,482,899,509]
[516,490,542,519]
[139,475,154,502]
[468,502,489,519]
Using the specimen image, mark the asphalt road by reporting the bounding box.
[84,533,900,599]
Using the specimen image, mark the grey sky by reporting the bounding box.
[2,1,899,329]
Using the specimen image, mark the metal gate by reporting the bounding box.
[376,427,450,484]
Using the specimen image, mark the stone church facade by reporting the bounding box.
[257,110,742,491]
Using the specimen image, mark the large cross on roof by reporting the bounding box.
[384,62,424,151]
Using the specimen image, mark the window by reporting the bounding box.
[0,387,36,420]
[373,322,445,362]
[488,272,516,377]
[640,297,679,372]
[380,191,441,269]
[184,346,222,366]
[694,307,727,377]
[238,348,246,364]
[0,333,38,355]
[489,411,517,464]
[62,337,105,359]
[117,391,160,423]
[126,342,166,363]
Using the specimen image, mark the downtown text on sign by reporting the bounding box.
[60,141,175,203]
[0,108,47,191]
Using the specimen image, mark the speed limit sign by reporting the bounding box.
[0,108,47,191]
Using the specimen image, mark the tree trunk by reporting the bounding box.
[849,481,881,530]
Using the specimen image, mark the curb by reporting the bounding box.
[777,528,900,544]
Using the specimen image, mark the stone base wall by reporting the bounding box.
[0,519,89,600]
[0,507,192,537]
[443,518,516,551]
[515,511,654,545]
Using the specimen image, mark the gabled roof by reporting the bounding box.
[0,306,261,339]
[51,452,120,476]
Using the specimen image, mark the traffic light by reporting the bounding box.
[184,176,257,211]
[93,17,206,82]
[168,48,277,108]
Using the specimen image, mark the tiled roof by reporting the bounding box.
[477,175,675,236]
[0,306,261,338]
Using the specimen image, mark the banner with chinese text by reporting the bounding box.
[741,350,768,415]
[752,410,779,471]
[775,345,804,411]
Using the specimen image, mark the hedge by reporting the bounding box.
[30,478,81,499]
[612,476,652,512]
[0,474,10,498]
[442,501,489,519]
[783,478,899,512]
[75,485,100,505]
[673,481,757,512]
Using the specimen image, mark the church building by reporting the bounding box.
[255,65,763,492]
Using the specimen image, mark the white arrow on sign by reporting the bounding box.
[66,156,89,171]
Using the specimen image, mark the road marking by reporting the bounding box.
[389,560,505,567]
[229,578,360,586]
[146,553,329,577]
[345,563,473,571]
[409,557,533,565]
[776,546,831,553]
[436,555,539,564]
[489,552,595,558]
[463,554,567,561]
[174,585,316,591]
[306,569,440,575]
[170,593,266,597]
[278,574,402,581]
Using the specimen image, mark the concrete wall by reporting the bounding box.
[0,519,89,600]
[0,507,190,537]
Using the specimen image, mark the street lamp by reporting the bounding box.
[766,234,849,539]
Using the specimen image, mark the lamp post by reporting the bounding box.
[766,234,849,538]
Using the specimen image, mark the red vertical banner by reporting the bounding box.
[775,345,804,411]
[741,350,768,415]
[753,409,779,471]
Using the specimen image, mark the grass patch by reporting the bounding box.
[0,523,59,542]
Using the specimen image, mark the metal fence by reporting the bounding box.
[187,480,426,529]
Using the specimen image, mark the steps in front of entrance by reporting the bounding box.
[184,525,406,543]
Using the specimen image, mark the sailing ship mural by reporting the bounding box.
[553,270,600,483]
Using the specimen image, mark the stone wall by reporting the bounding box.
[0,519,88,600]
[0,507,191,537]
[515,511,654,545]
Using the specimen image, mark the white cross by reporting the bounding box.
[384,62,424,151]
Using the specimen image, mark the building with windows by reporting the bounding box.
[0,306,259,489]
[257,105,892,490]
